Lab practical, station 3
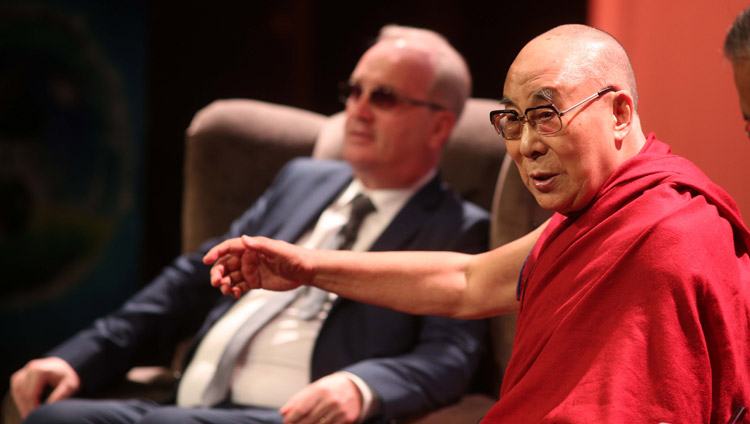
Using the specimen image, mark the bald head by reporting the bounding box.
[375,25,472,118]
[500,24,646,214]
[509,24,638,108]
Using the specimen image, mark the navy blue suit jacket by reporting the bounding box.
[50,158,490,422]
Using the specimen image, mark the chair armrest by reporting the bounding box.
[2,391,21,424]
[403,393,497,424]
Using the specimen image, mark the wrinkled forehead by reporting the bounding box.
[502,36,590,106]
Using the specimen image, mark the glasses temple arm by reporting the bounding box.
[558,87,615,117]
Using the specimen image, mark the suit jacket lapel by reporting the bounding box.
[268,167,353,244]
[370,173,444,252]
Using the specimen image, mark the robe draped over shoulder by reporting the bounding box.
[483,134,750,423]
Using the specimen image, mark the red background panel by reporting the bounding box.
[589,0,750,220]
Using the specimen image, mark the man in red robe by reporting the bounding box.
[205,24,750,423]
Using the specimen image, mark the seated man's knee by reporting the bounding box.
[23,401,84,424]
[139,406,207,424]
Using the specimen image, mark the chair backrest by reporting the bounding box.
[183,99,325,252]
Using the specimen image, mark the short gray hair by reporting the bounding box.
[725,7,750,62]
[376,25,472,118]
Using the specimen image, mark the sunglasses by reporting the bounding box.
[338,82,446,111]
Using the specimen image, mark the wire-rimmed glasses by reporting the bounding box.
[489,87,615,140]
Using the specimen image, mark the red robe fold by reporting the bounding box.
[483,134,750,423]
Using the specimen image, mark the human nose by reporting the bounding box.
[517,122,547,159]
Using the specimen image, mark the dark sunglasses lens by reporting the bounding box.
[370,89,398,109]
[339,83,362,103]
[348,85,362,98]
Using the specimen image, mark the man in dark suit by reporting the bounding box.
[11,25,489,424]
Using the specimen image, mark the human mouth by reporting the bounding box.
[346,128,374,144]
[529,172,558,192]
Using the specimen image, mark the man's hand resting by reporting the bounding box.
[10,357,81,419]
[204,236,313,298]
[280,373,363,424]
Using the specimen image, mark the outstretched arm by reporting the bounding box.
[204,219,547,319]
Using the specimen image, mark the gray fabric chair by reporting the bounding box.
[2,97,550,424]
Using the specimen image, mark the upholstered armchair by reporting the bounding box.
[2,97,550,424]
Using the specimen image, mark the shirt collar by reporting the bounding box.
[336,168,438,212]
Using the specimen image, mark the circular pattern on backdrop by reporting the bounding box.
[0,4,134,309]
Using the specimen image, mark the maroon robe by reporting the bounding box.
[483,134,750,423]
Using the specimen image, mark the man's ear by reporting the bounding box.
[612,91,634,142]
[430,110,456,150]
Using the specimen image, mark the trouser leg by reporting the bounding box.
[138,404,283,424]
[23,398,283,424]
[23,398,159,424]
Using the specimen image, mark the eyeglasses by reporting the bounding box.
[338,82,446,111]
[489,87,615,140]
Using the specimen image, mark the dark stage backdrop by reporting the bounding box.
[0,0,146,397]
[0,0,586,399]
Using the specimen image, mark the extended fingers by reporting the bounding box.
[210,255,243,286]
[203,237,247,265]
[209,261,232,288]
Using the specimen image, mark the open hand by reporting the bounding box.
[203,236,314,298]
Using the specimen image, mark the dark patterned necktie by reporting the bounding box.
[297,193,375,319]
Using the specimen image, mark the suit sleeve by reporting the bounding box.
[46,159,309,394]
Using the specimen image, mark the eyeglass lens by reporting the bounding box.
[494,107,561,139]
